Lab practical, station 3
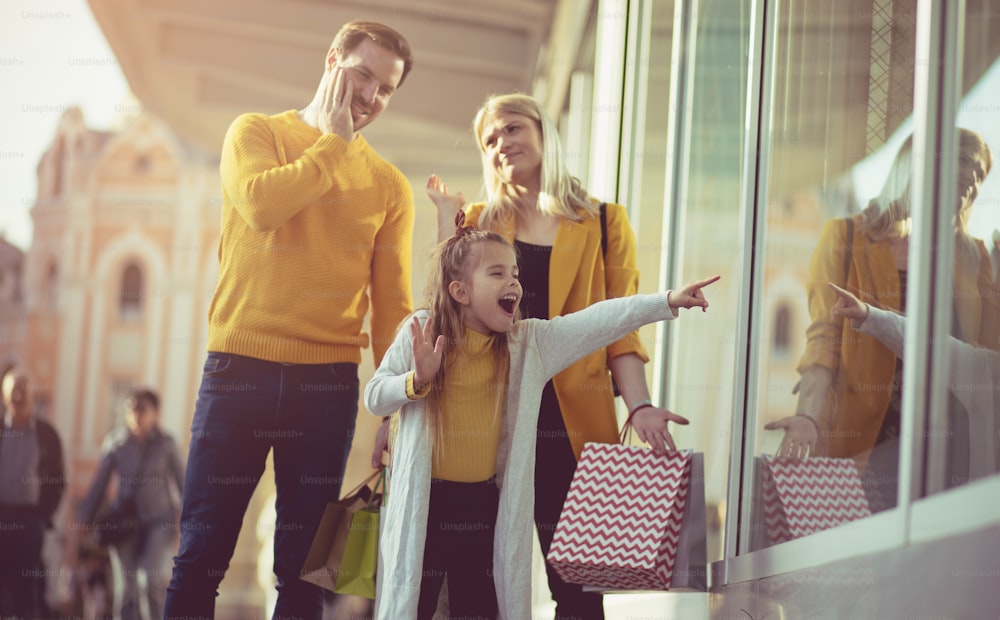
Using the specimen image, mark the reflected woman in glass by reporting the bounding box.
[766,129,998,510]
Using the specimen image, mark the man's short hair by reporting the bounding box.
[128,388,160,412]
[332,20,414,87]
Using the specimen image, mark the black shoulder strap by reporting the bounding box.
[599,202,608,258]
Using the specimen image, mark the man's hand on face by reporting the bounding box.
[317,65,355,141]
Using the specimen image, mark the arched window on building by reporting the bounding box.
[45,263,58,311]
[135,152,150,174]
[773,302,792,357]
[119,262,143,320]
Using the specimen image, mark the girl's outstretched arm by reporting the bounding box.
[533,275,721,382]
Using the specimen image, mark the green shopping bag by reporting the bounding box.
[332,469,384,599]
[332,506,380,598]
[300,469,383,592]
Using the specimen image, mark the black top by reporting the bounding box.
[514,239,553,320]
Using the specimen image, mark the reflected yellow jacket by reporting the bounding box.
[464,201,647,458]
[798,215,998,459]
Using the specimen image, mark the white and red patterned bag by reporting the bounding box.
[546,444,699,590]
[760,455,871,544]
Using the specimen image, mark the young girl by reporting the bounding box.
[365,214,719,619]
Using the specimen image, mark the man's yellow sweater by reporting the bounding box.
[208,110,414,365]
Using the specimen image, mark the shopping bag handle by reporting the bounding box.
[341,469,382,502]
[618,406,642,444]
[367,468,386,509]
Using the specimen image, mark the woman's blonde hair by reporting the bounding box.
[860,128,992,269]
[421,213,515,442]
[472,93,597,230]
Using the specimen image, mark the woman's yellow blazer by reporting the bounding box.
[798,215,998,461]
[464,201,648,459]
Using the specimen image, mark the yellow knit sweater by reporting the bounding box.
[431,329,505,482]
[208,110,414,365]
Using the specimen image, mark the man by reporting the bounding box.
[79,389,184,620]
[0,367,65,619]
[164,20,415,619]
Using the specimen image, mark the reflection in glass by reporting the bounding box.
[754,1,1000,551]
[753,0,919,549]
[936,3,1000,495]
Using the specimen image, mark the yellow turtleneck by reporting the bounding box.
[430,328,506,482]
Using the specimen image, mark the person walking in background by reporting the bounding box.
[0,366,65,620]
[400,92,687,618]
[79,389,184,620]
[367,213,719,619]
[164,20,416,620]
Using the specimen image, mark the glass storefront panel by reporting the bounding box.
[663,0,750,563]
[926,3,1000,498]
[749,0,919,550]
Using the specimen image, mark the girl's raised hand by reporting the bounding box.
[828,282,868,322]
[667,274,721,312]
[410,315,445,386]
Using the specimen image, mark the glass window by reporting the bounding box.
[926,4,1000,498]
[622,0,749,565]
[749,0,919,550]
[667,0,750,564]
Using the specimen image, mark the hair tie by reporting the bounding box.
[448,210,477,244]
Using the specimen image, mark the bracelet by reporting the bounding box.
[625,401,654,427]
[628,399,653,416]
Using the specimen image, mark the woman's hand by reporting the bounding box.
[828,282,869,323]
[667,275,721,312]
[629,406,690,454]
[428,175,467,241]
[427,175,465,215]
[410,315,445,387]
[764,415,823,458]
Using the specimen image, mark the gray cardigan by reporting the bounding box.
[858,306,1000,478]
[365,292,677,619]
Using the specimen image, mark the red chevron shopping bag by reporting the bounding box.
[546,444,694,590]
[760,455,871,544]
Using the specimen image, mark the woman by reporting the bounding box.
[424,92,688,619]
[767,129,998,509]
[79,389,184,620]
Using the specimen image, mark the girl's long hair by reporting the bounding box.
[422,212,516,444]
[473,92,598,231]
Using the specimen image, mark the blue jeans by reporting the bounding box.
[164,352,358,620]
